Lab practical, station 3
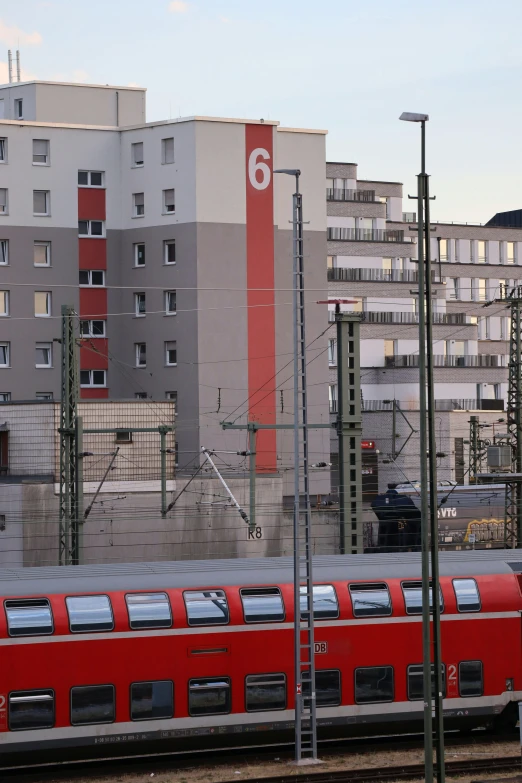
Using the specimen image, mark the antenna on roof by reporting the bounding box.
[7,50,12,83]
[15,50,20,82]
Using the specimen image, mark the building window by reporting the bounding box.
[134,243,145,267]
[474,279,487,302]
[131,681,174,721]
[35,392,53,400]
[477,240,487,263]
[0,290,9,316]
[165,340,177,366]
[165,290,176,315]
[0,137,7,163]
[9,690,54,731]
[32,139,50,165]
[135,392,147,399]
[0,188,8,214]
[0,392,10,401]
[164,240,176,264]
[439,239,448,261]
[33,190,50,216]
[133,192,145,217]
[0,342,10,367]
[135,343,147,367]
[132,141,144,167]
[134,292,146,316]
[78,170,104,187]
[454,239,459,262]
[507,242,516,264]
[80,369,107,387]
[115,430,132,443]
[328,338,337,366]
[448,278,459,300]
[329,383,337,413]
[35,342,52,368]
[166,390,177,414]
[34,291,51,317]
[162,137,174,164]
[14,99,23,119]
[80,320,106,337]
[163,189,175,214]
[34,241,51,266]
[79,270,105,286]
[78,219,104,237]
[70,685,115,726]
[0,240,7,264]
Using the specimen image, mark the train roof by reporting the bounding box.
[0,551,521,597]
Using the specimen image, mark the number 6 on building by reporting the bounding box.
[248,148,271,191]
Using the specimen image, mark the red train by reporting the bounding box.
[0,550,520,764]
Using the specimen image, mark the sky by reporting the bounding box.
[2,0,522,224]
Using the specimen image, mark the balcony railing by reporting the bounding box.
[362,312,469,325]
[384,354,506,368]
[328,267,419,283]
[327,227,405,243]
[326,188,376,202]
[362,399,478,412]
[402,212,416,222]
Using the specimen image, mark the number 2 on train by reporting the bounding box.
[447,664,458,697]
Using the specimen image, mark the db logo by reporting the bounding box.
[314,642,328,654]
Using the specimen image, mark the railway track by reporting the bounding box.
[2,732,518,781]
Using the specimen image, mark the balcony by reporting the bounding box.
[328,267,419,283]
[384,354,506,368]
[402,212,416,223]
[362,399,479,412]
[327,227,405,243]
[362,312,469,325]
[327,188,376,202]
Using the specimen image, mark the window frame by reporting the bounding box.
[133,192,145,217]
[34,241,51,267]
[164,240,176,265]
[130,680,174,721]
[0,290,9,317]
[134,242,146,267]
[240,587,285,624]
[0,239,8,265]
[401,580,445,615]
[0,137,7,164]
[134,292,146,317]
[4,598,54,637]
[78,220,105,238]
[407,663,446,701]
[0,188,8,215]
[131,141,144,167]
[80,369,107,388]
[188,677,231,717]
[70,684,115,726]
[0,392,11,401]
[306,669,342,707]
[459,660,483,697]
[32,139,50,166]
[135,342,147,368]
[125,592,173,630]
[35,342,52,369]
[245,673,287,713]
[79,270,106,287]
[33,190,50,217]
[165,340,177,367]
[8,689,55,731]
[14,98,23,119]
[452,578,481,613]
[349,582,392,618]
[300,584,339,621]
[78,170,105,188]
[354,665,394,705]
[35,392,53,400]
[80,319,106,338]
[163,188,175,215]
[0,342,10,367]
[165,290,177,315]
[34,291,51,318]
[66,594,114,634]
[183,589,230,627]
[161,137,175,165]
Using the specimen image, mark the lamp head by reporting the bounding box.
[399,112,429,122]
[273,168,301,176]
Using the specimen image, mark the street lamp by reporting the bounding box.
[273,168,319,764]
[399,112,445,783]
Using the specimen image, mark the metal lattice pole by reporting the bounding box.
[506,294,522,546]
[59,305,79,565]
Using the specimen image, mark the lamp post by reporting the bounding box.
[274,168,318,763]
[399,112,445,783]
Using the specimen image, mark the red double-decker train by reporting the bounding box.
[0,550,520,764]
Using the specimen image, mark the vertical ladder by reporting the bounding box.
[292,184,318,761]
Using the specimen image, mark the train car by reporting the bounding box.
[0,550,521,765]
[368,483,507,550]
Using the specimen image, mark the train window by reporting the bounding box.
[184,590,229,626]
[70,685,115,725]
[300,585,339,620]
[130,681,174,721]
[66,595,114,633]
[188,677,231,716]
[126,593,172,629]
[5,599,53,637]
[304,669,341,707]
[8,690,54,731]
[245,674,286,712]
[401,581,444,615]
[407,664,446,701]
[354,666,394,704]
[349,583,392,617]
[240,587,285,623]
[453,579,481,612]
[459,661,483,697]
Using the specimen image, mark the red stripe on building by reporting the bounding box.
[79,238,106,270]
[80,388,109,399]
[78,188,106,220]
[245,124,276,474]
[79,288,108,320]
[79,338,108,369]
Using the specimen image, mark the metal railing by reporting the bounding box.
[327,267,419,283]
[327,227,405,243]
[402,212,416,222]
[326,188,376,202]
[361,399,478,412]
[385,354,506,368]
[362,312,470,325]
